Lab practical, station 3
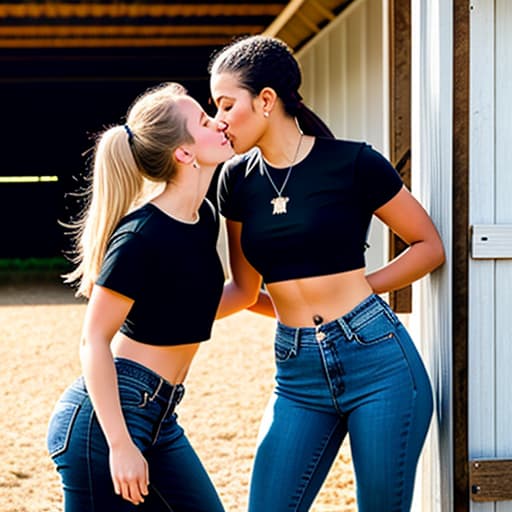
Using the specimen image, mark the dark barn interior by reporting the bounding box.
[1,47,218,258]
[0,2,286,259]
[0,0,349,260]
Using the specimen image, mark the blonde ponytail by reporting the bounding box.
[63,82,192,298]
[63,126,143,297]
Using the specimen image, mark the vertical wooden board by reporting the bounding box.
[495,261,512,454]
[495,8,512,511]
[495,0,512,223]
[468,0,495,223]
[389,0,412,312]
[468,7,496,510]
[452,0,470,508]
[468,261,496,512]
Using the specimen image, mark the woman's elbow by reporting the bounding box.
[242,288,261,309]
[430,237,446,271]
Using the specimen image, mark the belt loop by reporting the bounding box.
[168,384,177,406]
[336,317,354,340]
[293,327,300,355]
[149,378,163,402]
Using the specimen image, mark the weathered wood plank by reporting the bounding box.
[388,0,411,313]
[470,459,512,502]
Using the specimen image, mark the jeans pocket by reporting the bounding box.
[274,335,296,363]
[47,401,80,458]
[351,310,396,346]
[119,382,147,409]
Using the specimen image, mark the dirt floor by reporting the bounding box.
[0,280,356,512]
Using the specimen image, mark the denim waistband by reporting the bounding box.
[114,357,185,407]
[276,293,397,345]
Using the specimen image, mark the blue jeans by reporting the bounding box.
[47,358,224,512]
[249,294,433,512]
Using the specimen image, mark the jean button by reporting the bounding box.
[315,330,326,342]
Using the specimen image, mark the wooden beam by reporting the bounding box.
[452,0,470,510]
[0,37,235,48]
[308,0,336,22]
[0,25,264,37]
[388,0,412,313]
[295,10,320,34]
[0,3,285,18]
[264,0,307,37]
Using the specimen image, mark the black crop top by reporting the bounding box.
[96,200,224,346]
[218,137,403,284]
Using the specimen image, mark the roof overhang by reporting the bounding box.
[264,0,354,51]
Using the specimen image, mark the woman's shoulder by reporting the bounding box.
[315,136,366,151]
[309,136,368,164]
[217,149,261,200]
[116,204,155,233]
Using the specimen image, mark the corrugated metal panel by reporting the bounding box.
[411,1,453,510]
[297,0,379,143]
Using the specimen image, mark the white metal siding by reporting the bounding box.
[469,1,512,511]
[296,0,388,273]
[410,1,453,510]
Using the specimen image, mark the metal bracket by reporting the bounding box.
[471,224,512,259]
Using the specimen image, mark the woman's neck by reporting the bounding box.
[258,117,305,168]
[152,165,215,222]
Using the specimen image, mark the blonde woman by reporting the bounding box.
[46,83,233,511]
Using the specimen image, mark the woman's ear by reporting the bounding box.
[258,87,278,116]
[174,146,195,165]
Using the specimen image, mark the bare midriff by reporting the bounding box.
[266,267,373,327]
[111,333,200,385]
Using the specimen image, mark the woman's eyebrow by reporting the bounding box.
[214,95,233,104]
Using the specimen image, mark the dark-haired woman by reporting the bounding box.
[210,35,445,512]
[46,83,233,511]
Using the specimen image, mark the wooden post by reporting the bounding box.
[389,0,412,313]
[452,1,470,510]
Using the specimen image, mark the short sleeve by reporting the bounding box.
[95,231,148,300]
[217,159,243,221]
[356,144,403,212]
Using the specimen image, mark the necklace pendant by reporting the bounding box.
[271,196,289,215]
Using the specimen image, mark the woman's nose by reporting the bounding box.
[216,120,228,131]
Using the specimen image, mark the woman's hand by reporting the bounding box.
[109,440,149,505]
[80,285,149,505]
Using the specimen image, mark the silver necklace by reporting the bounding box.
[261,132,304,215]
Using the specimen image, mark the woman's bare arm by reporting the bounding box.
[365,187,445,293]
